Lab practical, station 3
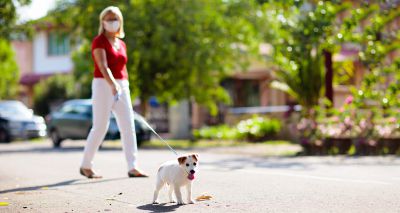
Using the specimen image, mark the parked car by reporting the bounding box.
[46,99,151,147]
[0,100,47,142]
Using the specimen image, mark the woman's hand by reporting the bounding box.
[111,83,121,96]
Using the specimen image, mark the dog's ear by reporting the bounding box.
[177,156,187,165]
[191,154,199,162]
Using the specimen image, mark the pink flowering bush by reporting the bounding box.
[296,97,400,155]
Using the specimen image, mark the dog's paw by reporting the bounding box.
[188,199,196,204]
[176,200,185,205]
[169,200,176,203]
[152,200,160,205]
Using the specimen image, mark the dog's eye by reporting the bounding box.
[186,163,189,167]
[193,162,197,166]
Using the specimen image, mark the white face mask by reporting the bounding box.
[103,20,120,33]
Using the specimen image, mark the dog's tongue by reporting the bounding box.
[188,173,195,180]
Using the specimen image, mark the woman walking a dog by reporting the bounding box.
[80,6,148,178]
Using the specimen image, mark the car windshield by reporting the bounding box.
[60,103,91,115]
[0,101,32,118]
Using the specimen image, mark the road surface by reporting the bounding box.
[0,140,399,212]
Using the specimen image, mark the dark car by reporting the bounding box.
[46,99,151,147]
[0,100,47,142]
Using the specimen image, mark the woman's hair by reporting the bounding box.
[98,6,125,38]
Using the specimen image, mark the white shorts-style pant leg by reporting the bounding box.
[81,78,138,171]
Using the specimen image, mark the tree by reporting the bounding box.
[339,2,400,109]
[50,0,260,115]
[263,1,344,114]
[71,40,92,99]
[0,38,19,99]
[0,0,31,40]
[0,0,31,99]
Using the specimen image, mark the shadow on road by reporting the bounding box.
[202,157,311,171]
[137,203,181,213]
[202,156,400,171]
[0,177,127,194]
[0,144,122,155]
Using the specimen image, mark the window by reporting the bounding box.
[242,80,260,107]
[47,32,70,56]
[222,79,260,107]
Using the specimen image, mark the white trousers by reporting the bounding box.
[81,78,138,171]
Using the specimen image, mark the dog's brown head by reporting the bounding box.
[178,154,199,181]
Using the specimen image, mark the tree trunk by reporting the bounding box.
[323,49,334,107]
[139,97,148,117]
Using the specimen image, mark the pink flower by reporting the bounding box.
[332,116,340,122]
[359,119,367,129]
[344,96,353,105]
[344,117,352,125]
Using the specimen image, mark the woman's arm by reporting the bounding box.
[93,48,121,95]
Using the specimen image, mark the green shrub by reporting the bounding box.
[193,125,239,140]
[236,116,281,141]
[193,116,282,141]
[33,74,75,116]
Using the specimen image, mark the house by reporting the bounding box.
[12,22,73,107]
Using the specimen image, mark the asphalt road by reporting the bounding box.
[0,140,400,213]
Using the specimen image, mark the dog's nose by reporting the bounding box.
[190,170,195,174]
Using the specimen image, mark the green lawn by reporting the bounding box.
[140,139,293,149]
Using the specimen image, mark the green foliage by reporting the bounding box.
[193,116,281,141]
[341,3,400,109]
[264,1,344,113]
[33,74,75,116]
[333,60,354,85]
[0,38,19,99]
[0,0,33,100]
[71,41,92,98]
[236,116,281,141]
[0,0,31,40]
[193,125,239,140]
[51,0,260,115]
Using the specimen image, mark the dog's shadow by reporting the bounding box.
[137,203,181,212]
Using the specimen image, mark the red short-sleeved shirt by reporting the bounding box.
[92,34,128,79]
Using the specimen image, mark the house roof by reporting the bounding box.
[19,73,54,86]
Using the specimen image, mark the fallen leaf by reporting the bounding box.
[40,187,49,190]
[195,193,213,201]
[0,202,9,206]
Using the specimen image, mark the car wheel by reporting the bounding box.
[50,129,63,148]
[136,132,146,147]
[0,128,11,143]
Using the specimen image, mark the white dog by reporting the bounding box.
[152,154,199,205]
